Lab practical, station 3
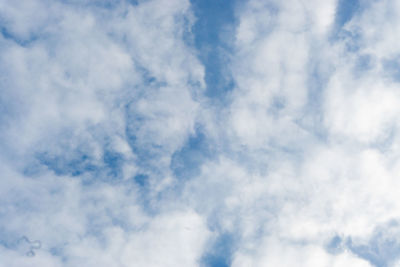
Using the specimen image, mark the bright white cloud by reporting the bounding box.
[2,0,400,266]
[186,0,400,266]
[232,238,372,267]
[0,0,207,265]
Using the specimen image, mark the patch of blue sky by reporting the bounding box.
[331,0,363,51]
[348,240,390,267]
[36,152,96,177]
[190,0,237,100]
[134,173,149,187]
[353,53,375,74]
[323,221,400,267]
[170,125,214,181]
[103,149,125,178]
[325,235,345,255]
[0,26,38,47]
[201,232,236,267]
[347,222,400,267]
[382,56,400,83]
[341,30,364,54]
[334,0,360,29]
[33,143,125,184]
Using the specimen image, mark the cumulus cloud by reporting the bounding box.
[185,0,400,266]
[2,0,400,266]
[0,0,207,265]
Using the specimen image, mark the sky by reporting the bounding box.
[1,0,400,266]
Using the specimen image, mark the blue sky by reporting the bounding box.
[1,0,400,266]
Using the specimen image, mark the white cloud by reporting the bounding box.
[0,0,208,265]
[183,0,400,265]
[2,0,400,266]
[62,210,209,267]
[232,237,372,267]
[0,0,204,180]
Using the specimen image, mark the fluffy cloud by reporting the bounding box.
[2,0,400,266]
[186,0,400,266]
[0,0,207,265]
[232,238,372,267]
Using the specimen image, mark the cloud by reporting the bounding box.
[0,0,207,265]
[182,0,400,266]
[232,237,372,267]
[2,0,400,266]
